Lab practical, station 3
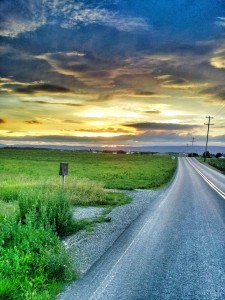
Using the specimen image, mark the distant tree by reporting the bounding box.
[188,153,199,157]
[117,150,126,154]
[202,151,211,158]
[216,153,222,158]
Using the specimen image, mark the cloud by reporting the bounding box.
[161,78,208,90]
[63,120,84,124]
[25,120,43,125]
[215,17,225,27]
[30,47,211,96]
[200,85,225,100]
[123,122,201,131]
[133,91,157,97]
[0,131,220,147]
[0,0,150,38]
[15,84,71,95]
[0,0,46,37]
[0,119,6,124]
[144,110,161,114]
[210,49,225,69]
[0,77,47,94]
[155,75,172,80]
[21,100,84,107]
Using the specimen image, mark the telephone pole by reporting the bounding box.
[190,137,196,157]
[204,116,214,162]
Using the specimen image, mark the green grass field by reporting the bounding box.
[0,148,177,299]
[0,149,176,190]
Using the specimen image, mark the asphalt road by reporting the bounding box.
[60,158,225,300]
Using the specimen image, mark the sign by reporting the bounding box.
[59,162,68,176]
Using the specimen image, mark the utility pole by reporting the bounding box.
[190,137,196,157]
[204,116,214,162]
[186,143,189,156]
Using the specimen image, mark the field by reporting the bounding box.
[0,148,177,299]
[0,149,176,190]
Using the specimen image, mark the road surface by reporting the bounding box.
[59,157,225,300]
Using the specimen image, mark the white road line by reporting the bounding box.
[187,159,225,200]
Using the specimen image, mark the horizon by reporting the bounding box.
[0,143,224,155]
[0,0,225,147]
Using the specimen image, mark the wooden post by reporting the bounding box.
[59,162,68,189]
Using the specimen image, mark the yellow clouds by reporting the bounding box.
[210,42,225,69]
[210,54,225,69]
[162,82,208,90]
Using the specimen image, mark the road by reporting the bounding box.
[60,158,225,300]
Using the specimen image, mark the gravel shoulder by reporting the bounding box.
[62,189,163,277]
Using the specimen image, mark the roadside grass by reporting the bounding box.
[197,157,225,174]
[207,159,225,174]
[0,213,76,300]
[0,149,176,299]
[0,176,131,300]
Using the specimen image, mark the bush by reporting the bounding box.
[0,214,76,300]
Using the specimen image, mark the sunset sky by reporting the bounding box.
[0,0,225,148]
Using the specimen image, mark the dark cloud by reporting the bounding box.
[21,100,84,107]
[123,122,201,131]
[0,118,6,124]
[15,84,71,95]
[200,85,225,100]
[144,110,160,114]
[25,120,43,124]
[64,103,84,107]
[0,131,214,146]
[134,91,156,96]
[63,120,84,124]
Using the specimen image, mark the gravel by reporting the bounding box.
[62,189,162,276]
[72,207,105,220]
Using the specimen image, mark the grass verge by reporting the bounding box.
[197,157,225,174]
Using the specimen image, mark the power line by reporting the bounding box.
[203,116,214,162]
[214,102,225,118]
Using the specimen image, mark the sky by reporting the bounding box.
[0,0,225,148]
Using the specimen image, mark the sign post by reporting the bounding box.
[59,162,68,189]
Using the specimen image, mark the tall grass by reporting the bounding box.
[0,176,131,299]
[0,214,76,300]
[18,188,74,237]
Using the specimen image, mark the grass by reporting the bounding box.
[207,158,225,174]
[197,157,225,174]
[0,149,177,299]
[0,214,76,300]
[0,149,176,190]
